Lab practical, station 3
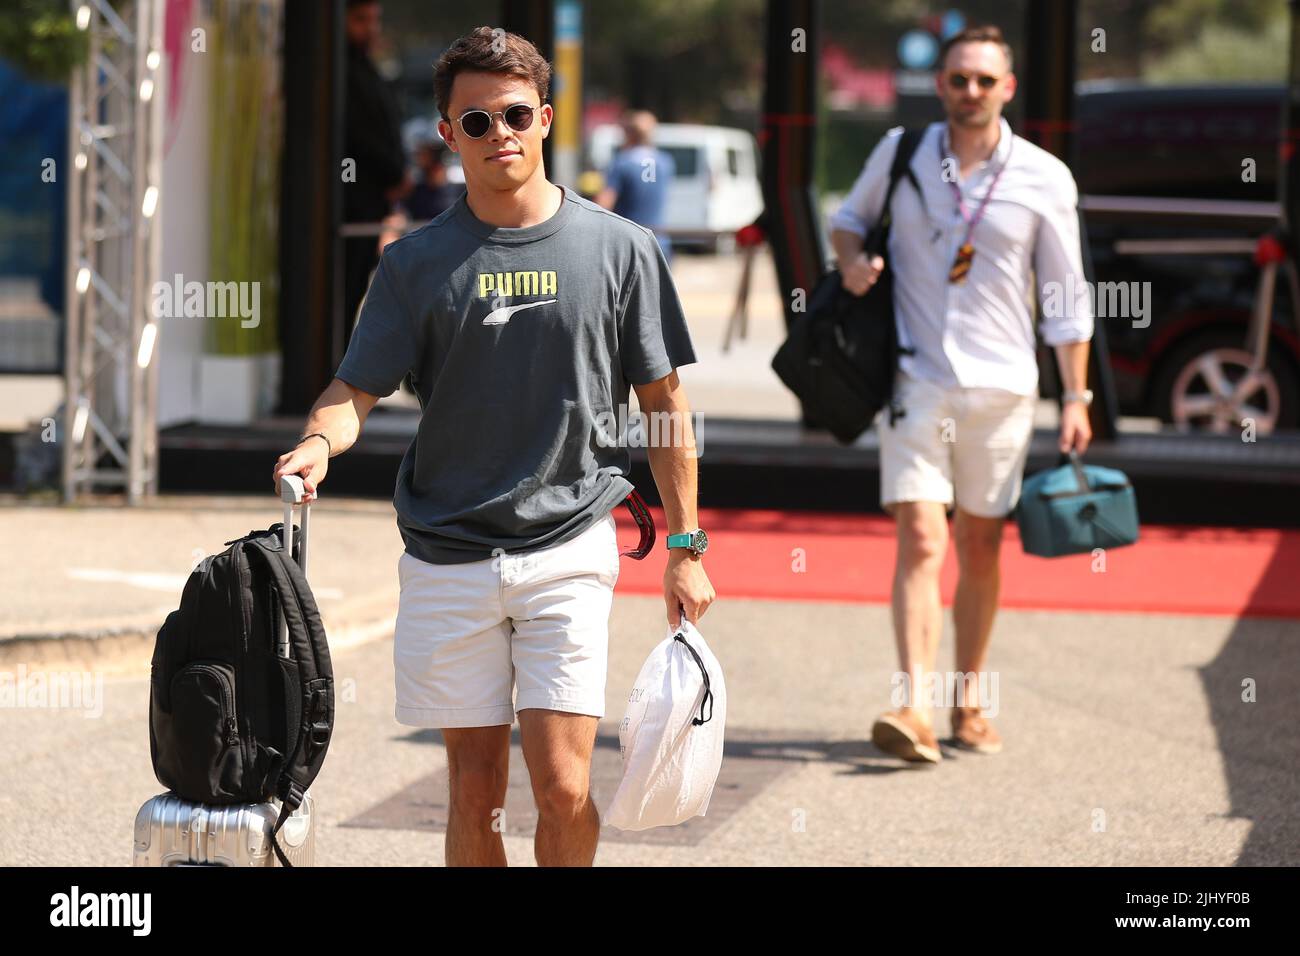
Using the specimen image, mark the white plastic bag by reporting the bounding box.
[604,620,727,830]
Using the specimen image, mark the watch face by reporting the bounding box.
[692,529,709,554]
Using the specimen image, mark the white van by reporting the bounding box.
[587,123,764,251]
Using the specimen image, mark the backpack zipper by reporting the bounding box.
[185,662,240,748]
[229,542,255,780]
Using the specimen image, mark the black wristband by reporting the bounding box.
[299,432,331,455]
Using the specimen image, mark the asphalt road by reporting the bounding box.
[3,593,1295,866]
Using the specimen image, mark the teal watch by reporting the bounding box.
[666,528,709,557]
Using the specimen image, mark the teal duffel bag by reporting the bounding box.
[1015,451,1139,557]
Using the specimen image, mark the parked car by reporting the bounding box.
[1070,82,1298,433]
[586,123,764,251]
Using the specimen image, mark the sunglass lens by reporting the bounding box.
[505,105,534,132]
[948,73,998,91]
[461,111,490,138]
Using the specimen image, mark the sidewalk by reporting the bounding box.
[0,493,405,672]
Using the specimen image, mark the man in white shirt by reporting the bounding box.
[827,25,1094,762]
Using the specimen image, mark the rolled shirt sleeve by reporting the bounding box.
[1034,173,1095,346]
[335,252,417,397]
[618,228,698,384]
[827,126,904,239]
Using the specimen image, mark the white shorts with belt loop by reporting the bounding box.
[392,512,620,728]
[879,371,1038,518]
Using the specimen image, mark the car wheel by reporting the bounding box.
[1151,330,1299,434]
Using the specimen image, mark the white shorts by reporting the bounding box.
[879,371,1037,518]
[392,512,620,729]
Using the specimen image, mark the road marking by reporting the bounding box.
[66,567,342,599]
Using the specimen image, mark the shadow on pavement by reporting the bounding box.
[401,725,926,775]
[1200,531,1300,865]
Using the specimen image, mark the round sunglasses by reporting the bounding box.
[945,71,1002,91]
[455,103,538,139]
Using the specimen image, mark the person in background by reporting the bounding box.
[827,25,1094,764]
[596,110,676,262]
[405,140,465,221]
[343,0,408,342]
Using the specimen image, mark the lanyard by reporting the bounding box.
[941,131,1012,283]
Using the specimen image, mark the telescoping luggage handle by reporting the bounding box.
[278,475,310,658]
[269,473,313,867]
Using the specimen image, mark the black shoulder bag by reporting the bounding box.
[772,127,926,443]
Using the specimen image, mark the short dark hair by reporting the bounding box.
[433,26,552,119]
[939,25,1014,73]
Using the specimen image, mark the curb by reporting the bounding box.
[0,594,398,676]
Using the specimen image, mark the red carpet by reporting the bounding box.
[612,508,1300,619]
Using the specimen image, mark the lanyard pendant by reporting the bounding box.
[948,242,975,284]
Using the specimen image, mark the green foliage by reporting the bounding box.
[1144,0,1284,47]
[817,112,896,196]
[585,0,764,121]
[206,0,282,357]
[0,0,90,84]
[1144,9,1288,82]
[1078,0,1288,82]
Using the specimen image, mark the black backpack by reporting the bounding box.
[149,521,334,866]
[772,127,925,443]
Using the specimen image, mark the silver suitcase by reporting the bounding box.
[134,475,320,867]
[132,790,316,867]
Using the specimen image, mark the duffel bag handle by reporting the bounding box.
[1057,449,1090,495]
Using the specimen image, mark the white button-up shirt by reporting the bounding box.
[828,119,1093,396]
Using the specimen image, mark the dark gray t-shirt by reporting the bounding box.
[336,186,697,564]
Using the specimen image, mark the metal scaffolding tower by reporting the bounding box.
[61,0,166,504]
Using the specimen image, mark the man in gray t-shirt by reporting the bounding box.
[272,26,715,868]
[336,180,693,565]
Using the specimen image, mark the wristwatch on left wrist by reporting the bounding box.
[666,528,708,557]
[1062,389,1093,407]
